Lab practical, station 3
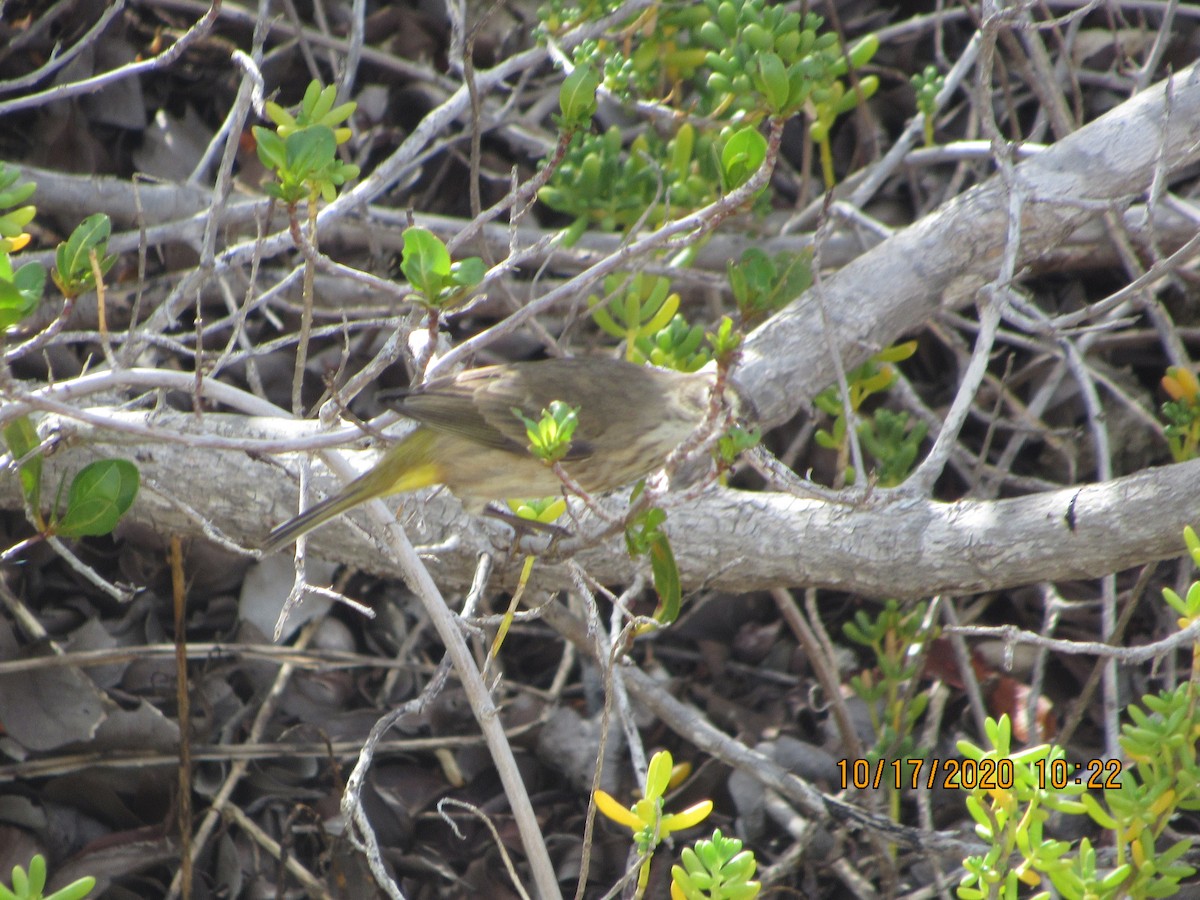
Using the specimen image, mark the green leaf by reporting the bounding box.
[649,531,681,624]
[559,64,600,125]
[2,415,42,509]
[0,261,45,328]
[48,875,97,900]
[253,126,288,170]
[720,127,767,191]
[757,53,790,112]
[55,213,112,284]
[0,179,36,208]
[55,459,139,538]
[515,400,579,464]
[285,126,337,179]
[450,256,485,289]
[400,226,452,301]
[0,204,35,237]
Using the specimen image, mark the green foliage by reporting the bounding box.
[0,177,119,330]
[858,408,928,488]
[911,64,946,146]
[718,126,767,192]
[539,124,719,240]
[557,64,600,128]
[844,599,935,820]
[814,342,921,486]
[538,0,880,242]
[717,425,760,468]
[253,79,360,204]
[952,529,1200,899]
[591,272,682,359]
[1162,525,1200,628]
[699,3,877,125]
[535,0,623,35]
[1076,677,1200,899]
[640,314,710,373]
[53,459,140,538]
[514,400,580,466]
[51,213,116,300]
[727,247,812,325]
[671,829,761,899]
[0,251,45,330]
[705,316,741,363]
[0,164,37,255]
[0,854,95,900]
[589,273,710,371]
[3,415,43,513]
[2,417,139,539]
[957,716,1086,900]
[265,80,357,140]
[398,226,485,309]
[625,498,681,625]
[0,164,44,330]
[1160,366,1200,462]
[562,7,712,100]
[508,495,568,524]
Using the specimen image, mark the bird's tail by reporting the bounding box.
[260,484,372,554]
[261,429,444,554]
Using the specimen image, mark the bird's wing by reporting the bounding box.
[395,366,589,460]
[476,367,597,461]
[399,364,596,460]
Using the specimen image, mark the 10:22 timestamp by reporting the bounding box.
[836,756,1124,791]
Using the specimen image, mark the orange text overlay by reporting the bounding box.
[836,757,1124,791]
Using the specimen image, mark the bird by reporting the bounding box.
[262,356,721,552]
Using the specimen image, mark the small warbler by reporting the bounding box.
[263,356,723,552]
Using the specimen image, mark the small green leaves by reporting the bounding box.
[755,52,789,112]
[858,409,928,487]
[0,163,37,255]
[718,425,759,467]
[671,829,761,900]
[0,256,46,329]
[590,272,679,359]
[727,247,813,325]
[2,421,139,540]
[0,853,95,900]
[814,343,921,485]
[558,64,600,128]
[3,415,43,512]
[50,213,115,300]
[515,400,579,465]
[637,314,709,373]
[253,124,358,204]
[719,127,767,192]
[539,124,719,240]
[706,316,741,361]
[264,80,356,142]
[508,496,568,524]
[398,226,484,309]
[54,459,140,538]
[400,226,451,299]
[625,503,681,625]
[589,273,717,371]
[0,170,37,328]
[1161,532,1200,629]
[912,64,946,146]
[254,79,359,204]
[1160,366,1200,462]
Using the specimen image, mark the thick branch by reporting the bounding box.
[736,63,1200,425]
[5,411,1194,599]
